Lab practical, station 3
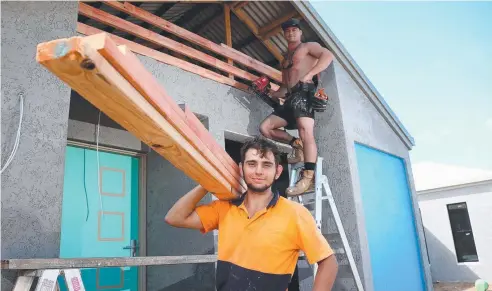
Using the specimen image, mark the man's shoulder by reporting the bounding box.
[277,197,310,214]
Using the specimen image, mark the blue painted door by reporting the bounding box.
[354,143,425,291]
[59,146,139,291]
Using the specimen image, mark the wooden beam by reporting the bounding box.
[232,1,248,10]
[88,34,244,191]
[1,255,217,270]
[224,4,233,79]
[261,26,283,40]
[36,34,240,199]
[231,7,284,62]
[127,2,174,41]
[77,23,250,93]
[79,3,270,85]
[103,1,282,84]
[258,10,299,37]
[183,104,245,192]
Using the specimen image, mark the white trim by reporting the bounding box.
[418,179,492,195]
[291,1,415,150]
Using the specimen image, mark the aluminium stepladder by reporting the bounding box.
[13,268,85,291]
[288,156,364,291]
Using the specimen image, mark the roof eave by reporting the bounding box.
[291,1,416,149]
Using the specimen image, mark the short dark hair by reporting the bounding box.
[240,136,281,166]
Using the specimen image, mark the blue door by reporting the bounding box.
[354,143,425,291]
[59,145,140,291]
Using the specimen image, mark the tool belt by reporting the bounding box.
[288,81,328,113]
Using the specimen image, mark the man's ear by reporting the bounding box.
[275,164,283,180]
[239,162,244,177]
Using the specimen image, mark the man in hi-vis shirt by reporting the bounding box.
[165,136,338,291]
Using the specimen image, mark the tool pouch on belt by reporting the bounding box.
[297,82,328,113]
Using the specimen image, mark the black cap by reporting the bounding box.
[281,18,301,31]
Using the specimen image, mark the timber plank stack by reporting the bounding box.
[36,33,245,200]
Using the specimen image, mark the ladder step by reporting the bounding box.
[289,157,364,291]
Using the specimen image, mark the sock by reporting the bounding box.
[288,137,297,146]
[304,162,316,171]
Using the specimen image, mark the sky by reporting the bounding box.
[311,1,492,172]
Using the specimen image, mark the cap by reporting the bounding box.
[281,18,301,31]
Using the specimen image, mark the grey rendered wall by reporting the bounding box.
[295,63,360,291]
[136,54,273,291]
[333,61,433,291]
[1,1,77,290]
[418,182,492,283]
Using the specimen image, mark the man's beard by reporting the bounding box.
[246,180,274,193]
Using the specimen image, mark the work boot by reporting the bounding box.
[287,138,304,164]
[286,169,315,196]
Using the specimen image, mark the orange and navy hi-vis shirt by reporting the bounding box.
[195,191,334,291]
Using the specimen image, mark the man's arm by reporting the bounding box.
[270,85,287,102]
[164,185,208,230]
[295,205,338,290]
[313,255,338,291]
[301,42,334,83]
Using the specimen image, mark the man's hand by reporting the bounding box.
[300,73,315,84]
[312,254,338,291]
[303,42,334,81]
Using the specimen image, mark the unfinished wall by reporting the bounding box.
[1,1,77,290]
[419,182,492,283]
[334,61,433,291]
[293,63,360,291]
[136,55,273,290]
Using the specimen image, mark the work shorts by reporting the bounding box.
[272,82,317,130]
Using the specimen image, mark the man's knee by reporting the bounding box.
[259,122,271,137]
[298,125,314,140]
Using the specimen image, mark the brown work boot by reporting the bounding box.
[286,169,315,196]
[287,138,304,164]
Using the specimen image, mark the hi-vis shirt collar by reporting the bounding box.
[231,190,280,209]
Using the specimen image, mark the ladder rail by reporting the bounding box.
[289,156,364,291]
[321,175,365,291]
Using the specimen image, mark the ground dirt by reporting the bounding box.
[434,282,491,291]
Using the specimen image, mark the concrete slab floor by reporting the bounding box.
[434,282,492,291]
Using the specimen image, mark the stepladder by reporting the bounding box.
[288,157,364,291]
[13,269,85,291]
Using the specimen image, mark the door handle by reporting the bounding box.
[123,239,139,257]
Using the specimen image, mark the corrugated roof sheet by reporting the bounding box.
[79,1,322,69]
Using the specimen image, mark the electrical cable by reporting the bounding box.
[96,110,104,219]
[83,149,90,221]
[1,93,24,174]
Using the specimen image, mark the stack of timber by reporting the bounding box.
[36,33,245,200]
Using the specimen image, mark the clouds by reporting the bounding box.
[412,161,492,191]
[486,118,492,131]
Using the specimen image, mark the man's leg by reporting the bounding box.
[297,117,317,164]
[286,118,316,196]
[259,114,293,144]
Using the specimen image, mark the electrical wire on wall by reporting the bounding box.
[96,110,104,220]
[1,93,24,174]
[83,149,90,221]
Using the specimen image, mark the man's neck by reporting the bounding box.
[288,40,302,51]
[243,189,273,217]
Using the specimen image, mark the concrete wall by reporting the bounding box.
[292,63,359,291]
[333,60,433,291]
[1,1,77,289]
[418,181,492,283]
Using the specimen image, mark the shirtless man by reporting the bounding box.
[259,18,334,196]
